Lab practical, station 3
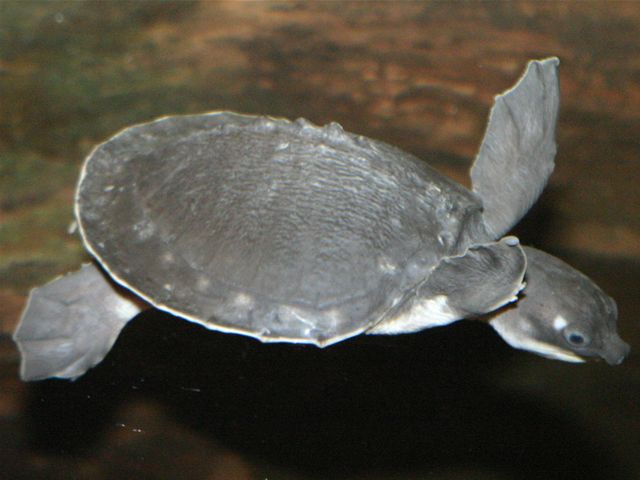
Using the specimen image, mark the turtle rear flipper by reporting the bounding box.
[471,57,560,238]
[13,263,143,381]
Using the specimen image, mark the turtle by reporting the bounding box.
[14,57,629,381]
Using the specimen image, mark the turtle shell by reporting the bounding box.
[76,112,486,345]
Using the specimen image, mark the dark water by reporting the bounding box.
[1,2,638,479]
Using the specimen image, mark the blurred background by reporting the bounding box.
[0,2,638,479]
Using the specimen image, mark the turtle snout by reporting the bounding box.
[601,334,631,366]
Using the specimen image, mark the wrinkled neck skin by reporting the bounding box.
[455,203,495,251]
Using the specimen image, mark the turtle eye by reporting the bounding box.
[563,330,591,347]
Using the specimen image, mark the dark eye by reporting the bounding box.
[569,333,585,345]
[564,330,591,347]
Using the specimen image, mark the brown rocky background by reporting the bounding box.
[0,2,638,479]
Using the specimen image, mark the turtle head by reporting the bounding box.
[488,247,630,365]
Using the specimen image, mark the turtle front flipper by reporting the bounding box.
[368,237,526,335]
[13,263,145,381]
[471,57,560,239]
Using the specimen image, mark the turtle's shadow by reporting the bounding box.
[24,308,625,480]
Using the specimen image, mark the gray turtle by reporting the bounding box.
[14,58,629,381]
